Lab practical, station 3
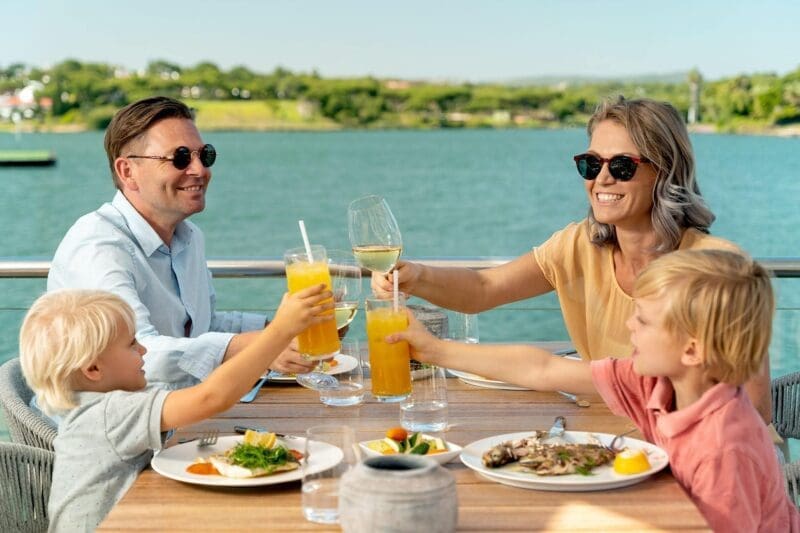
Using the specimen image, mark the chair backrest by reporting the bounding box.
[772,370,800,441]
[785,462,800,508]
[0,441,55,533]
[0,358,57,450]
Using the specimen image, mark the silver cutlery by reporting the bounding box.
[240,375,269,403]
[558,391,591,408]
[547,415,566,442]
[178,429,219,447]
[605,428,638,453]
[234,425,286,437]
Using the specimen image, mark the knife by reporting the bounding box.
[239,375,268,403]
[547,416,566,441]
[234,425,286,437]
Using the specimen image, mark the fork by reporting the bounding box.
[178,429,219,447]
[589,428,638,453]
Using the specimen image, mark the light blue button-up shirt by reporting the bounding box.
[48,191,267,390]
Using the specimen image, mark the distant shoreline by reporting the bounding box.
[3,121,799,138]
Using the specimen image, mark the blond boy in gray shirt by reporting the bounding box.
[20,287,332,532]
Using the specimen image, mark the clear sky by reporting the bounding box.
[10,0,799,81]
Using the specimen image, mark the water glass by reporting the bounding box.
[400,364,449,432]
[446,311,479,344]
[319,339,365,406]
[302,425,360,524]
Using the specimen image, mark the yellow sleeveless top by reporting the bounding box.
[533,220,740,360]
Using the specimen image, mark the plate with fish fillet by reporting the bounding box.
[460,430,669,491]
[152,434,342,487]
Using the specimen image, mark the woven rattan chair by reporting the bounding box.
[773,371,800,442]
[0,358,57,450]
[785,461,800,508]
[0,441,54,533]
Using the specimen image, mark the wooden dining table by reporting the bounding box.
[99,344,709,532]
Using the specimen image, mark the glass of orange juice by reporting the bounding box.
[284,245,340,360]
[365,297,411,402]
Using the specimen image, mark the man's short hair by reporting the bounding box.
[104,96,194,189]
[634,249,774,385]
[19,290,136,415]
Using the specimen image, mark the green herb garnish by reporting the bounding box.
[574,463,596,476]
[227,443,293,470]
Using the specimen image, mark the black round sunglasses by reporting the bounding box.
[573,153,648,182]
[127,144,217,170]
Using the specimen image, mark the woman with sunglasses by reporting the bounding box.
[374,96,772,424]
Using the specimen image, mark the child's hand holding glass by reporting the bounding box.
[385,311,442,365]
[269,284,334,340]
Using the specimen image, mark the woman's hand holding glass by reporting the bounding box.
[347,195,403,276]
[370,260,421,299]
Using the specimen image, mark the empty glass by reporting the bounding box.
[302,425,360,524]
[446,311,479,344]
[319,339,365,406]
[401,364,449,432]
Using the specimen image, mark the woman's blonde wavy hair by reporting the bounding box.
[634,250,774,385]
[19,290,136,415]
[586,96,716,252]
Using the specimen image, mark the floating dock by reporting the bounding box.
[0,150,56,167]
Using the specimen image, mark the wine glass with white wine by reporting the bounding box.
[347,195,403,275]
[327,250,362,334]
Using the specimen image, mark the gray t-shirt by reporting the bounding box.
[48,387,169,532]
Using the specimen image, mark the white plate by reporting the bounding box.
[448,353,582,393]
[460,431,669,492]
[152,435,343,487]
[358,438,463,465]
[447,369,532,391]
[267,354,358,382]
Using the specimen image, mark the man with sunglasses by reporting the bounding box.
[47,96,316,392]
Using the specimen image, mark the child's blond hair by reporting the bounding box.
[634,249,774,385]
[19,289,136,415]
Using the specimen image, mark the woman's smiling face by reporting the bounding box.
[584,120,658,231]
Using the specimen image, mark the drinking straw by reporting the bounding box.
[393,269,399,312]
[298,220,313,262]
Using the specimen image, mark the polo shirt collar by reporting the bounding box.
[111,191,192,256]
[646,378,739,438]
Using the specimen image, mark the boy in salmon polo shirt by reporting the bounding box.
[19,285,331,532]
[390,249,799,532]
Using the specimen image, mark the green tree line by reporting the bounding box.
[2,59,799,131]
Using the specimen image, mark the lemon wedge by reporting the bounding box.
[243,429,277,449]
[366,440,396,454]
[613,448,651,475]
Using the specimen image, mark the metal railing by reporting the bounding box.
[1,257,799,279]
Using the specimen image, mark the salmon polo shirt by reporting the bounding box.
[591,359,799,532]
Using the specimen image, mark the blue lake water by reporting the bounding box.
[1,128,798,443]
